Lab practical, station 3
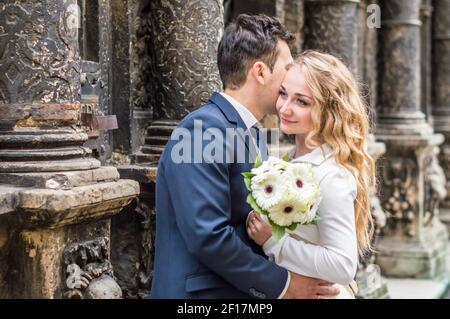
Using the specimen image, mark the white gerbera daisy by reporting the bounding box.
[303,196,322,224]
[285,163,316,193]
[251,172,285,210]
[268,193,309,226]
[251,156,288,177]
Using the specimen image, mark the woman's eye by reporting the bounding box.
[279,90,286,96]
[296,99,308,106]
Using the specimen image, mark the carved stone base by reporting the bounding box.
[439,207,450,237]
[376,219,448,278]
[355,265,390,299]
[0,168,139,298]
[375,129,448,278]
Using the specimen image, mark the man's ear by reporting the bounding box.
[250,61,267,85]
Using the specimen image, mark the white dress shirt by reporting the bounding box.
[262,144,359,299]
[220,92,291,298]
[220,92,258,129]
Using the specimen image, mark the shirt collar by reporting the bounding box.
[291,143,334,166]
[219,92,259,129]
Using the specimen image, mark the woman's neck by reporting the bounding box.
[294,135,314,158]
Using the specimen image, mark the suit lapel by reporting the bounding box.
[209,92,252,154]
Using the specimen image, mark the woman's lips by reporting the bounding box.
[280,117,297,124]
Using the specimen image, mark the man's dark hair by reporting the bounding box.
[217,14,295,90]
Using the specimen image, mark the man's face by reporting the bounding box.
[265,40,294,113]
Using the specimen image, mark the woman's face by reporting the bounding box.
[276,65,314,135]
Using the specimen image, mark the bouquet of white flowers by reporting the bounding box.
[242,154,321,240]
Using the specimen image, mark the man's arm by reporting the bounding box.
[164,116,287,298]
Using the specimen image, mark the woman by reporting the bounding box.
[246,50,375,299]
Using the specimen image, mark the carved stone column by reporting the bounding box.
[0,0,139,298]
[432,0,450,234]
[132,0,223,165]
[304,0,360,73]
[375,0,448,279]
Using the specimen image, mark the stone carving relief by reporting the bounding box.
[148,0,223,121]
[63,237,122,299]
[0,1,80,104]
[135,200,156,296]
[423,146,447,225]
[438,145,450,207]
[381,157,416,237]
[130,0,153,112]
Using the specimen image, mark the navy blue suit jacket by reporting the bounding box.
[150,92,288,299]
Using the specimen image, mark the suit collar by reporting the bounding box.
[209,92,262,157]
[209,92,248,130]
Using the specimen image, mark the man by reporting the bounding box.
[151,14,339,299]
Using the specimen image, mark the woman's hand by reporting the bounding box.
[246,211,272,246]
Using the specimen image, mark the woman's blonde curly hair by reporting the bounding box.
[289,50,376,256]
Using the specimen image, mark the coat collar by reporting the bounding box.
[209,92,248,130]
[291,143,333,166]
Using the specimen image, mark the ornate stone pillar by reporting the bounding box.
[432,0,450,234]
[0,0,139,298]
[132,0,224,165]
[304,0,360,73]
[375,0,448,279]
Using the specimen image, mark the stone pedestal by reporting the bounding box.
[0,1,139,298]
[431,0,450,235]
[375,134,448,278]
[375,0,448,279]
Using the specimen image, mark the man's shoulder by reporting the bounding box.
[177,102,230,130]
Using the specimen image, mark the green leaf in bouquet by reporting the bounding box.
[287,222,299,231]
[271,223,285,241]
[243,176,252,191]
[282,152,291,162]
[254,153,263,168]
[310,213,321,225]
[246,194,267,216]
[241,172,256,179]
[267,216,286,240]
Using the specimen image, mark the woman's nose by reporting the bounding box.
[279,101,292,116]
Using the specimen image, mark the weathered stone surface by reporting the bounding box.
[376,134,448,278]
[0,1,80,104]
[133,0,224,165]
[0,0,140,300]
[0,158,101,173]
[0,185,24,215]
[15,179,139,228]
[118,165,157,184]
[377,0,430,133]
[0,167,120,189]
[304,0,360,73]
[432,0,450,233]
[3,220,110,298]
